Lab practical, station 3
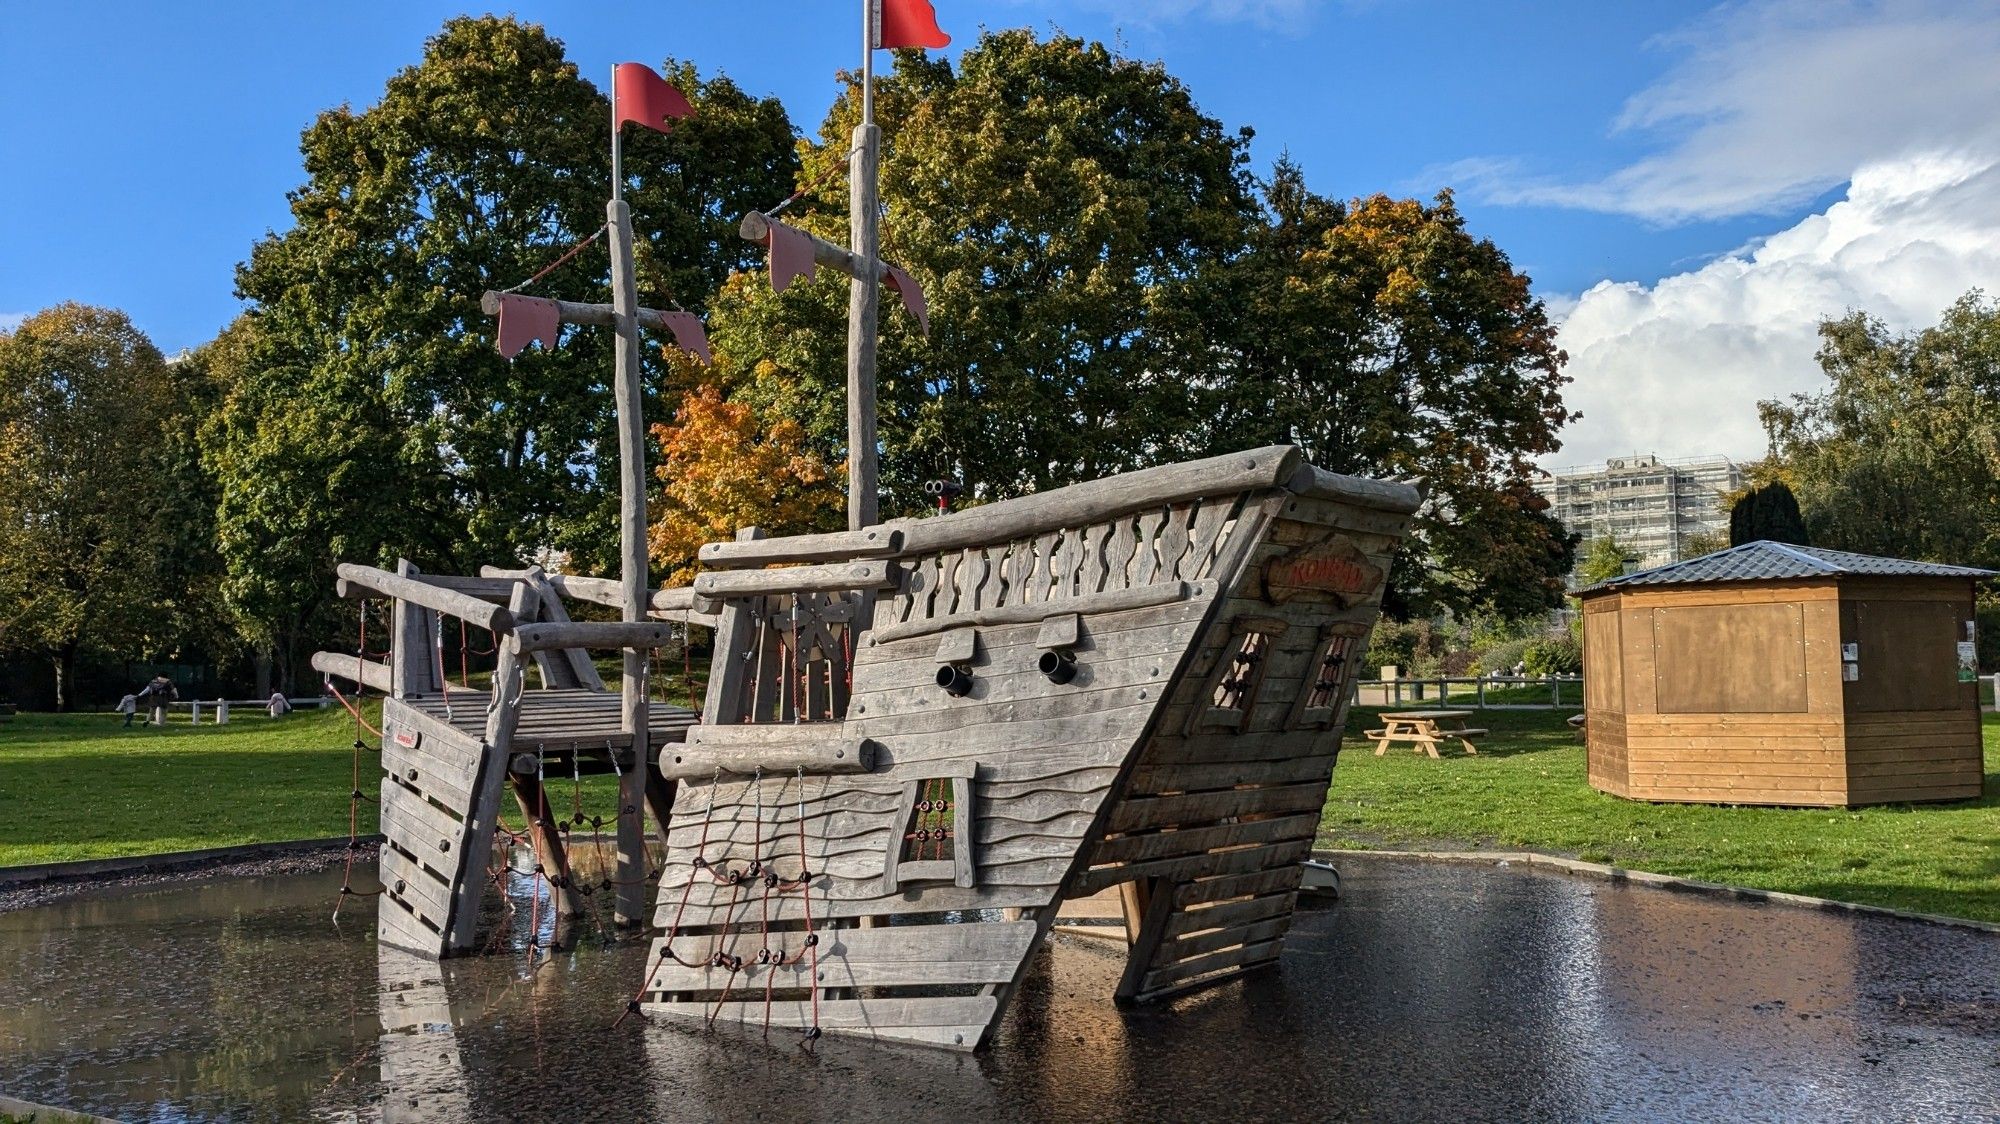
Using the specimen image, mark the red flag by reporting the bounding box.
[877,0,950,49]
[613,63,693,134]
[495,294,560,358]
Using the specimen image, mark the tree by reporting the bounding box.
[1681,529,1730,558]
[214,17,799,683]
[0,305,178,708]
[648,383,844,584]
[1728,481,1809,546]
[1760,292,2000,570]
[1202,165,1576,618]
[707,34,1575,620]
[709,30,1260,508]
[1576,534,1635,586]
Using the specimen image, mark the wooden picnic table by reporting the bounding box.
[1368,709,1487,758]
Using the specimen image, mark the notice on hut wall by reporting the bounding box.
[1958,641,1978,683]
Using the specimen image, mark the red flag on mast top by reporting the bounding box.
[876,0,950,49]
[613,63,694,133]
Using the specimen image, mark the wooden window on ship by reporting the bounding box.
[883,760,976,890]
[1190,616,1288,733]
[1288,624,1364,730]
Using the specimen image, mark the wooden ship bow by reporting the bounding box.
[638,445,1419,1049]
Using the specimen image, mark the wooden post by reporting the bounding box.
[847,0,881,529]
[847,121,881,531]
[606,196,651,927]
[391,559,435,699]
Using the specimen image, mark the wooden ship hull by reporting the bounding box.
[315,445,1414,1050]
[639,446,1417,1049]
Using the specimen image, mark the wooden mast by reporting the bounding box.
[606,71,650,927]
[847,0,883,530]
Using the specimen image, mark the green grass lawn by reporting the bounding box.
[1325,706,2000,923]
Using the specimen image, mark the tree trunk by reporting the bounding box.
[253,648,273,698]
[53,641,77,712]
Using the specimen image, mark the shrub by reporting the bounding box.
[1472,638,1532,676]
[1522,634,1582,677]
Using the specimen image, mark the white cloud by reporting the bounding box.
[1549,153,2000,469]
[1469,0,2000,223]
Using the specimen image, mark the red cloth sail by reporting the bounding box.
[495,294,561,358]
[878,0,950,49]
[659,311,713,363]
[883,263,929,337]
[763,218,818,294]
[613,62,693,134]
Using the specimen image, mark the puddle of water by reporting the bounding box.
[4,854,1997,1122]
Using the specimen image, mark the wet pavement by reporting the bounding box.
[3,853,1997,1122]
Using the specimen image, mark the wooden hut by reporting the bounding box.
[1578,541,1992,807]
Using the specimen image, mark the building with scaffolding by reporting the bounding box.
[1533,454,1745,579]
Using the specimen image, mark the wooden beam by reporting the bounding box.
[513,620,678,655]
[691,559,899,599]
[1285,463,1423,515]
[887,446,1304,555]
[310,650,393,693]
[336,563,514,634]
[478,290,691,337]
[738,210,887,285]
[697,525,905,569]
[658,730,876,781]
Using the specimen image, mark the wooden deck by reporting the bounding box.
[399,688,698,756]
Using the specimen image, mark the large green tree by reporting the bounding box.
[1199,162,1575,617]
[704,37,1573,617]
[708,31,1259,507]
[0,305,180,708]
[1727,479,1809,546]
[1760,292,2000,569]
[213,17,798,683]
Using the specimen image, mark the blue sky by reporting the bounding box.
[4,1,1998,466]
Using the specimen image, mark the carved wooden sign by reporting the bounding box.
[394,727,422,751]
[1262,534,1384,605]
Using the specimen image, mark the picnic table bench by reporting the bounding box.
[1368,709,1486,757]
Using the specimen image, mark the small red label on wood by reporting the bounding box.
[393,728,421,750]
[1263,535,1384,605]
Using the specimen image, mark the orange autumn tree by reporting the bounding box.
[649,383,845,583]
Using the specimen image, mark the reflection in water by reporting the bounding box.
[2,855,1996,1121]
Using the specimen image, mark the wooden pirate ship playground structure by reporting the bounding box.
[314,5,1420,1052]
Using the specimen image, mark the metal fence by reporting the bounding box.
[1354,675,1584,710]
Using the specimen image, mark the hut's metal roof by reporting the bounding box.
[1580,540,1996,594]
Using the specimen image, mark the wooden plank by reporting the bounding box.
[1073,839,1311,896]
[1173,865,1303,907]
[390,559,439,697]
[885,447,1302,556]
[693,560,899,599]
[1143,729,1344,766]
[1090,814,1320,866]
[378,840,454,928]
[1141,938,1284,995]
[1164,891,1297,938]
[698,526,905,568]
[528,573,607,692]
[645,921,1037,991]
[1164,915,1291,960]
[871,580,1192,645]
[649,995,998,1049]
[1124,755,1336,796]
[381,732,477,811]
[1107,782,1330,833]
[1114,877,1177,1001]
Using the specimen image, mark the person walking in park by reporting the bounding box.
[139,675,176,726]
[116,691,138,728]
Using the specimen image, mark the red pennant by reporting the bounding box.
[495,294,560,357]
[762,218,818,293]
[614,63,693,134]
[659,311,712,363]
[883,264,929,337]
[878,0,950,49]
